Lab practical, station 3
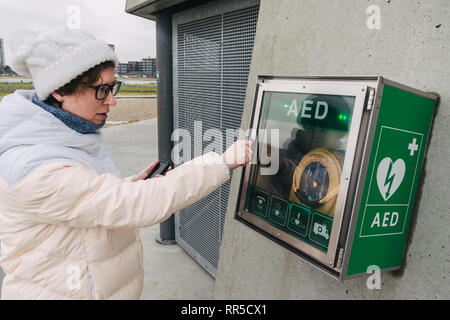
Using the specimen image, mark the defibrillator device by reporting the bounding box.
[289,147,343,217]
[236,76,438,280]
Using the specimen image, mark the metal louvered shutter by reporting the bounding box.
[174,3,259,277]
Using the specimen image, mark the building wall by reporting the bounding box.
[117,58,156,76]
[215,0,449,299]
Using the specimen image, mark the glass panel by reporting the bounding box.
[245,91,356,252]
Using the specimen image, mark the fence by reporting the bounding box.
[0,82,34,94]
[0,81,157,97]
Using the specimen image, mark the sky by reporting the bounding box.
[0,0,156,66]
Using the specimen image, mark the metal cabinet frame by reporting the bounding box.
[236,75,381,278]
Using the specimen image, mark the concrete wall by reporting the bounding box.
[215,0,449,299]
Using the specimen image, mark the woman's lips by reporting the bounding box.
[97,113,108,120]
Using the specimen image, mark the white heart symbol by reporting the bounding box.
[376,157,406,201]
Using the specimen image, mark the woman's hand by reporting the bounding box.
[221,140,253,171]
[129,141,251,182]
[130,161,172,181]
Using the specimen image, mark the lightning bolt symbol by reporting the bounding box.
[384,161,396,199]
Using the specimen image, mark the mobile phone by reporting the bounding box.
[144,161,170,180]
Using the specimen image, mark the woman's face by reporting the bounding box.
[55,67,117,125]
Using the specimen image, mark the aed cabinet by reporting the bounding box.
[236,76,438,280]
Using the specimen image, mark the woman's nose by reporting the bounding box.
[105,90,117,106]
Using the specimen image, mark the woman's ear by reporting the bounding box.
[48,91,64,108]
[50,91,64,102]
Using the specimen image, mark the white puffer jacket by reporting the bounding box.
[0,91,230,299]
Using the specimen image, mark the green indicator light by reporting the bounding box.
[284,104,290,108]
[308,196,312,201]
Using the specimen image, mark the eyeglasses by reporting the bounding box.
[89,81,122,100]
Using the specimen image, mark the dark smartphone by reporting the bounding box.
[144,161,170,180]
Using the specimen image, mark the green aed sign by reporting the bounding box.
[346,84,437,277]
[359,127,423,237]
[236,76,438,280]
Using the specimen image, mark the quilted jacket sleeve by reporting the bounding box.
[11,152,231,229]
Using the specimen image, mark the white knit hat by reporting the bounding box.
[12,27,119,100]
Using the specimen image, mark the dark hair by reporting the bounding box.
[44,60,116,108]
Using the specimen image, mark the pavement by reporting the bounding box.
[102,119,215,300]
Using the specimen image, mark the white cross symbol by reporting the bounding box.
[408,138,419,156]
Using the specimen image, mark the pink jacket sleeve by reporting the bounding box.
[11,152,230,229]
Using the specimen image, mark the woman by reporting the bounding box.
[0,27,252,299]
